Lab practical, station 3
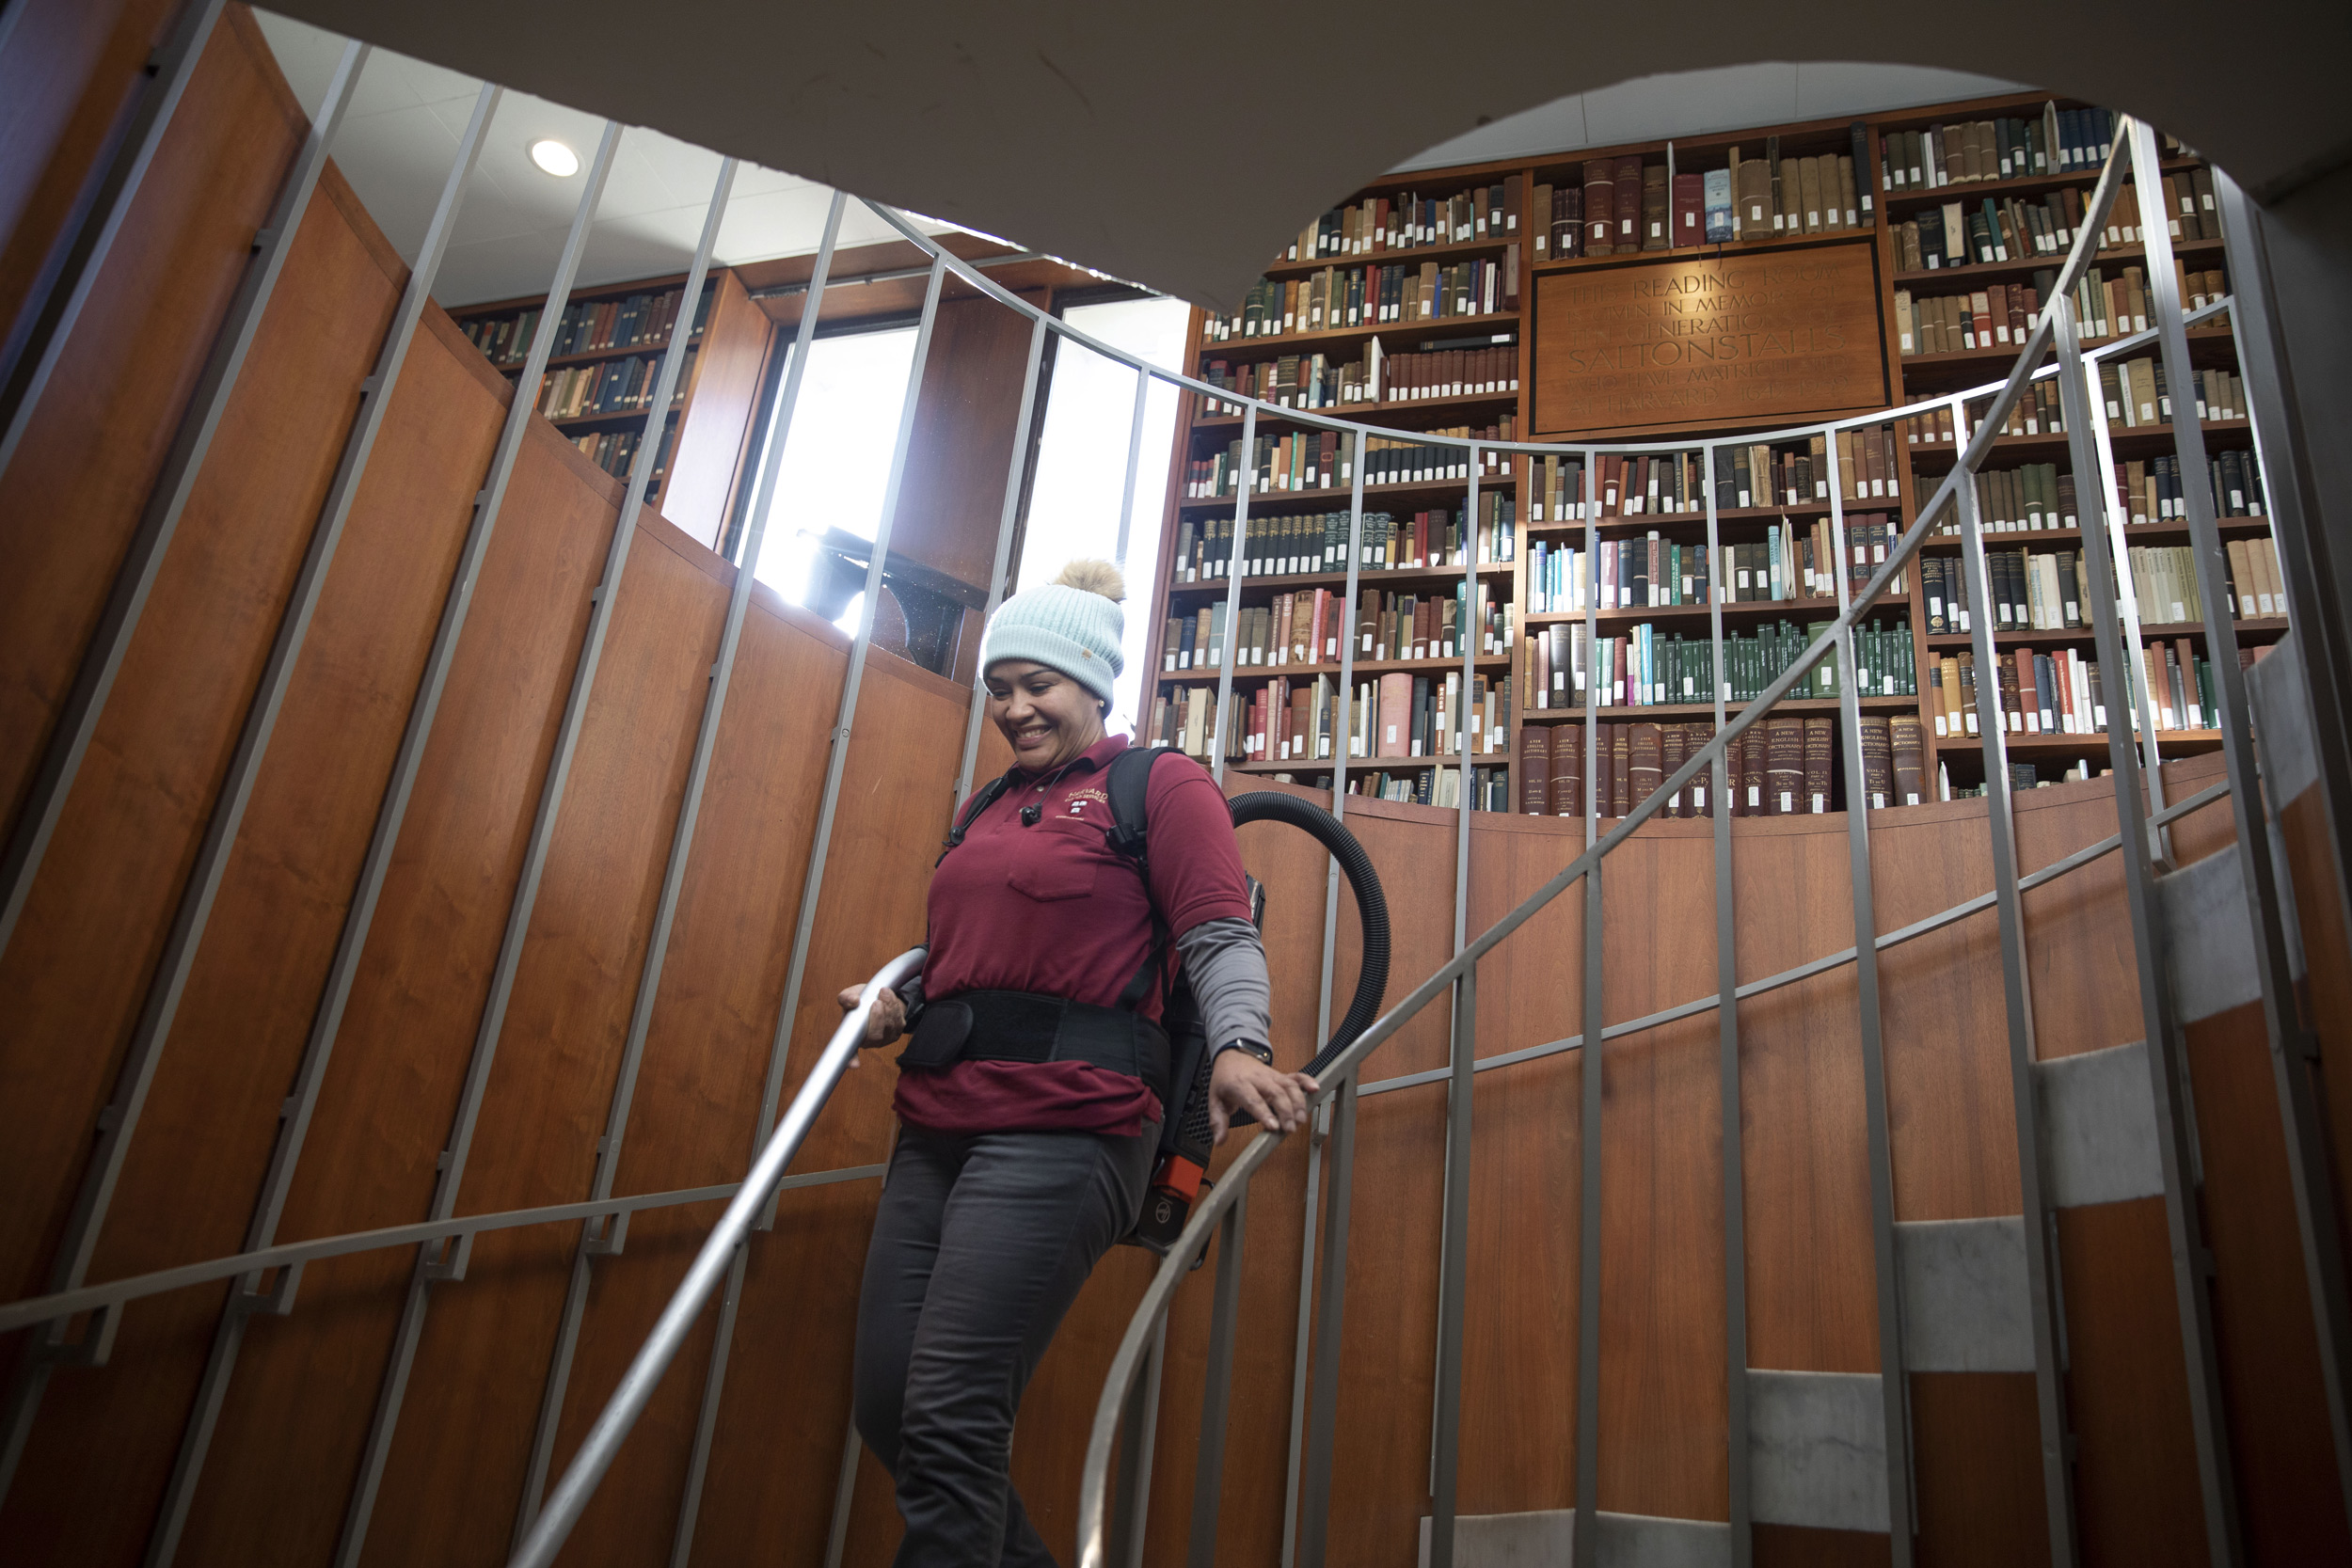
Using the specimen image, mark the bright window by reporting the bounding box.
[1020,296,1192,736]
[748,325,919,626]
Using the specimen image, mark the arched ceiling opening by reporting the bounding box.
[265,0,2350,311]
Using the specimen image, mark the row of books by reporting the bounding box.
[1164,584,1511,672]
[1518,615,1918,710]
[566,421,679,486]
[1928,640,2233,739]
[1968,464,2075,532]
[1186,423,1519,501]
[1525,515,1903,614]
[1920,547,2085,634]
[460,281,711,367]
[1283,181,1523,261]
[533,348,694,422]
[1194,337,1519,414]
[1520,428,1907,523]
[1534,135,1874,261]
[1168,499,1518,584]
[1208,255,1520,342]
[1879,109,2088,192]
[1925,447,2265,536]
[1347,767,1513,810]
[1518,713,1930,818]
[1253,670,1513,764]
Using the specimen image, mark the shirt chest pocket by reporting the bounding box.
[1006,815,1107,902]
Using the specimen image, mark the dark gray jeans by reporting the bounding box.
[853,1124,1154,1567]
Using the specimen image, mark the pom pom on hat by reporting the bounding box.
[979,558,1127,703]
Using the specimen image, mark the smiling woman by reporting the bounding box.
[830,555,1313,1567]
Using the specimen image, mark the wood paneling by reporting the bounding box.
[0,7,306,839]
[1911,1372,2049,1568]
[0,0,179,359]
[888,293,1044,594]
[0,224,491,1568]
[659,269,770,550]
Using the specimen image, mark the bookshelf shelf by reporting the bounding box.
[1199,310,1519,365]
[1159,654,1511,686]
[1926,618,2287,649]
[1177,474,1518,513]
[1877,154,2205,215]
[1144,99,2263,805]
[1914,516,2273,549]
[1525,597,1914,629]
[548,404,677,434]
[1522,694,1919,722]
[1166,562,1515,598]
[1947,729,2224,756]
[1259,235,1521,282]
[1904,420,2251,468]
[1190,389,1520,433]
[1892,236,2227,287]
[488,330,705,376]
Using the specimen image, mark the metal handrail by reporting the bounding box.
[506,944,926,1568]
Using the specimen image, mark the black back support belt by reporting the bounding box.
[898,989,1172,1107]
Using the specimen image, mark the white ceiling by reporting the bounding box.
[255,11,953,307]
[1395,61,2022,171]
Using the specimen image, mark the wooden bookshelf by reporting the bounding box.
[1141,87,2276,812]
[448,267,771,549]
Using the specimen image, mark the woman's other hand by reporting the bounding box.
[1208,1049,1319,1143]
[836,983,907,1067]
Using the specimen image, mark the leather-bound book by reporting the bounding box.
[1629,721,1664,813]
[1552,721,1584,818]
[1996,655,2024,733]
[1531,182,1554,258]
[1583,160,1615,256]
[1742,724,1770,816]
[1557,185,1582,259]
[1661,721,1688,816]
[1520,722,1550,813]
[1642,164,1669,250]
[1858,715,1894,809]
[1889,713,1926,805]
[1675,170,1712,247]
[1798,157,1824,233]
[1804,716,1835,813]
[1765,716,1804,815]
[1613,155,1644,249]
[1376,672,1412,757]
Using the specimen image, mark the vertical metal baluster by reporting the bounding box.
[1428,959,1477,1568]
[0,0,229,463]
[1295,1065,1358,1568]
[1827,436,1927,1567]
[1571,450,1601,1568]
[952,315,1050,805]
[130,80,503,1568]
[2076,361,2170,830]
[1954,455,2075,1567]
[1209,405,1257,784]
[1703,440,1751,1567]
[1283,429,1365,1568]
[1114,364,1152,571]
[0,36,372,1501]
[1428,442,1480,1491]
[507,151,741,1549]
[667,243,951,1566]
[0,36,365,959]
[1110,1317,1169,1568]
[1186,1190,1250,1568]
[327,119,624,1568]
[2130,119,2352,1512]
[2050,289,2245,1564]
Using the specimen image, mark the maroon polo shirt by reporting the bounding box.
[896,733,1254,1137]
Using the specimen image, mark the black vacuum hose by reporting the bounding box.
[1226,792,1390,1077]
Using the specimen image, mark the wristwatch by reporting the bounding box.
[1216,1037,1275,1067]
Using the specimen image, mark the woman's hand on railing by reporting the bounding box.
[835,982,908,1067]
[1207,1050,1319,1143]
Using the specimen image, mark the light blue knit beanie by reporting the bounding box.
[979,559,1126,704]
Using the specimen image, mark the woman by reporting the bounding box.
[837,559,1317,1566]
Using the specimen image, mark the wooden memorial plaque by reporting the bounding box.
[1533,239,1887,437]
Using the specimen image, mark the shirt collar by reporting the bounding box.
[1012,731,1129,788]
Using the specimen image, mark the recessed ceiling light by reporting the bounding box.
[529,138,580,177]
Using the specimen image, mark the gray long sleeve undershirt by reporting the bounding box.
[893,916,1273,1059]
